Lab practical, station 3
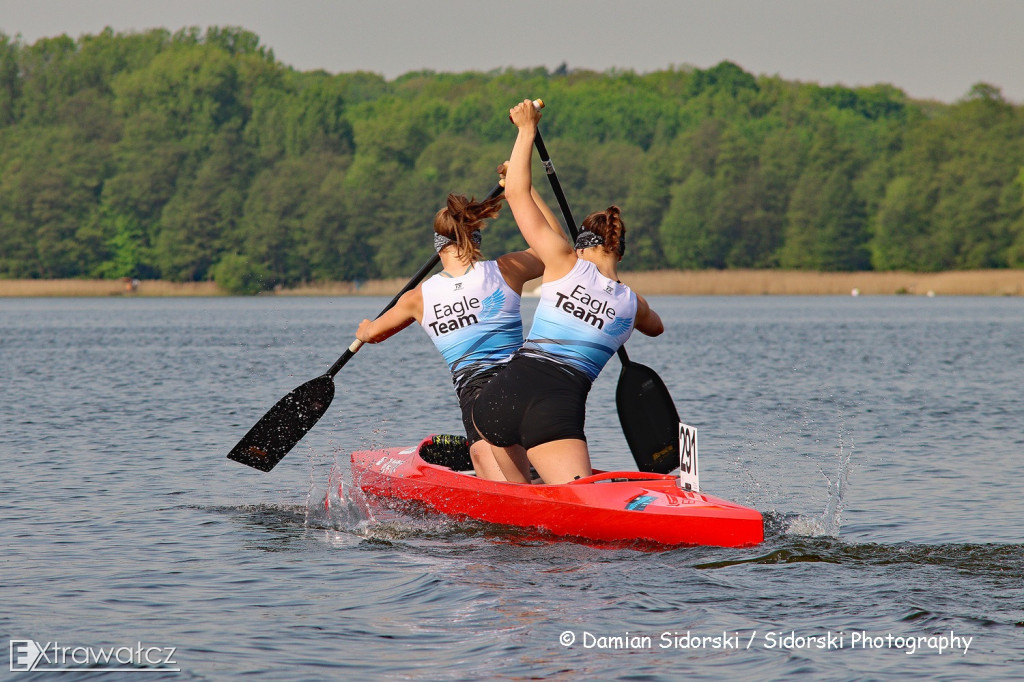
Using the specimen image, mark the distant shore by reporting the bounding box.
[2,270,1023,298]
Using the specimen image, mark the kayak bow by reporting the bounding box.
[349,436,763,548]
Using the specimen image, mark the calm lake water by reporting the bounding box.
[2,295,1022,680]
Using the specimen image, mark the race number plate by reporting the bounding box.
[679,422,699,492]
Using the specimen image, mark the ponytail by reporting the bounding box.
[433,193,503,262]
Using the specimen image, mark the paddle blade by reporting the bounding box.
[616,361,681,474]
[227,375,335,472]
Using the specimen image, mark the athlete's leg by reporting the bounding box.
[469,440,507,480]
[526,439,592,485]
[487,444,531,483]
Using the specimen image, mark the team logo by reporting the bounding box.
[478,289,505,319]
[604,316,633,336]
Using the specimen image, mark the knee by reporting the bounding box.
[469,445,491,467]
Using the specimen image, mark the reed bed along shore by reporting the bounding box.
[617,269,1024,296]
[2,270,1023,298]
[0,279,222,297]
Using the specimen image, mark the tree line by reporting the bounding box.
[2,27,1023,292]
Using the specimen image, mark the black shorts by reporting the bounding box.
[472,354,592,450]
[455,367,502,445]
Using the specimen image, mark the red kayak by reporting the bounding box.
[349,435,763,548]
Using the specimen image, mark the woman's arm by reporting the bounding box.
[532,186,568,244]
[498,160,568,245]
[497,250,543,292]
[505,100,575,280]
[355,287,422,343]
[496,164,570,291]
[633,294,664,337]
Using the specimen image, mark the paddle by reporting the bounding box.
[228,182,505,472]
[530,120,682,474]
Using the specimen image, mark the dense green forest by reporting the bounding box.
[2,27,1023,292]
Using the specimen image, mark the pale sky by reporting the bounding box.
[2,0,1022,103]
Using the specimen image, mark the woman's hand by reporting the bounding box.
[355,318,377,343]
[509,99,540,128]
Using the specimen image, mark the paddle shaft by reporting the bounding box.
[326,181,505,378]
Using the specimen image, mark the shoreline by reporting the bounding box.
[1,269,1023,298]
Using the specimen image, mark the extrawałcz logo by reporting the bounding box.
[10,639,179,673]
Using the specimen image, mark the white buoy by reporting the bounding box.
[851,288,860,297]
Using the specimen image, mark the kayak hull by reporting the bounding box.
[349,439,763,548]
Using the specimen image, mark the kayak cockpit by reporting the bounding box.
[416,433,685,487]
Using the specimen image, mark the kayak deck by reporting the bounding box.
[349,437,763,548]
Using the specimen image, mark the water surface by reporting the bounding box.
[2,296,1021,679]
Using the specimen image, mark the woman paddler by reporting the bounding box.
[355,166,566,480]
[472,100,665,485]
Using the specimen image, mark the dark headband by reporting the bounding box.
[574,230,626,256]
[573,231,604,250]
[434,230,482,253]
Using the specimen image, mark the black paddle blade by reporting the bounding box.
[616,361,681,474]
[227,375,335,472]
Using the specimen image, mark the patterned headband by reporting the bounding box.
[434,230,482,253]
[573,231,604,250]
[574,229,626,256]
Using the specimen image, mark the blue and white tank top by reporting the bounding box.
[519,259,637,382]
[420,260,524,390]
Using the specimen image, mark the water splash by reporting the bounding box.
[304,452,375,532]
[301,449,483,544]
[787,419,854,538]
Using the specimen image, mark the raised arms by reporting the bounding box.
[504,100,576,281]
